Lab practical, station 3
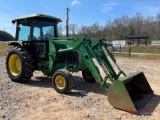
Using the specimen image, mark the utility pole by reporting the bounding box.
[66,8,70,37]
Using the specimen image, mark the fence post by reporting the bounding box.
[129,46,131,57]
[112,45,114,55]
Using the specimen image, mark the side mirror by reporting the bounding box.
[12,20,16,24]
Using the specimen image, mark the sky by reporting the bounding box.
[0,0,160,36]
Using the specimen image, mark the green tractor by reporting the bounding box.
[6,14,153,114]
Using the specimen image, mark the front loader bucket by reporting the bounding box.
[108,71,153,114]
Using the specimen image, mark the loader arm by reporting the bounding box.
[76,38,127,92]
[78,41,112,92]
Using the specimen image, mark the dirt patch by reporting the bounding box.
[0,57,160,120]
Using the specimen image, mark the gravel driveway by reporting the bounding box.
[0,56,160,120]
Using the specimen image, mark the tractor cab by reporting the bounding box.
[12,14,62,61]
[12,14,62,41]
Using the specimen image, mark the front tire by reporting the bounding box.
[6,46,33,82]
[52,69,73,94]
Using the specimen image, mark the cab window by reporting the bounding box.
[18,24,30,41]
[33,27,40,40]
[42,26,54,40]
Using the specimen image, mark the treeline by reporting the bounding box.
[59,13,160,42]
[0,30,14,41]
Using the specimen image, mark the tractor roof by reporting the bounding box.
[13,13,62,23]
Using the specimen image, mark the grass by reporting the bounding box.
[131,45,160,54]
[114,54,160,60]
[130,45,160,60]
[131,54,160,60]
[0,41,11,56]
[113,45,160,60]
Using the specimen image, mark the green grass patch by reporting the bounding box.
[114,54,160,60]
[0,41,11,56]
[131,54,160,60]
[131,45,160,54]
[113,45,160,60]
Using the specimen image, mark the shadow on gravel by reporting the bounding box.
[67,92,87,97]
[24,75,111,97]
[25,76,52,88]
[67,76,111,97]
[137,94,160,116]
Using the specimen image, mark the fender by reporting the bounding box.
[8,41,23,46]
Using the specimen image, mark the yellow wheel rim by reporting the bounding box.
[8,54,21,76]
[55,75,66,89]
[85,69,93,79]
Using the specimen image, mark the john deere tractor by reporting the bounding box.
[6,14,153,114]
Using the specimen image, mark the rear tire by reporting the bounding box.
[6,46,33,82]
[52,69,73,94]
[82,68,95,83]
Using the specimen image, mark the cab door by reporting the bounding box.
[32,27,49,61]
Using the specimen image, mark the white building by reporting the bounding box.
[112,40,126,47]
[151,40,160,45]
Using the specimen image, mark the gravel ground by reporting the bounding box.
[0,56,160,120]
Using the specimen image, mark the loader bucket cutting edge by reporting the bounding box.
[108,71,153,114]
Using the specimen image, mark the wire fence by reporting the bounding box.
[107,44,131,57]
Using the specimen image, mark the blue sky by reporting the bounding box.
[0,0,160,36]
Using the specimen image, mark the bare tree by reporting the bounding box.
[156,14,160,38]
[77,13,160,40]
[104,19,113,41]
[69,24,79,36]
[58,24,64,37]
[132,13,144,35]
[90,22,99,37]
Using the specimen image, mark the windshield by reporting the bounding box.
[17,20,57,41]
